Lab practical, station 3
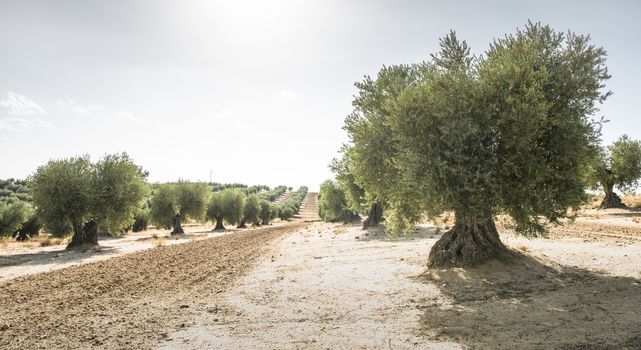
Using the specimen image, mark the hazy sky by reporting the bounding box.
[1,0,640,190]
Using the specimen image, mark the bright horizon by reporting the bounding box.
[2,0,640,191]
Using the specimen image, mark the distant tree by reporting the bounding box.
[150,182,211,234]
[278,206,294,221]
[207,188,245,230]
[238,194,261,228]
[342,23,610,267]
[259,199,272,225]
[30,153,148,247]
[0,201,31,237]
[591,135,641,208]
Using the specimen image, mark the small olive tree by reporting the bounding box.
[0,201,31,237]
[591,135,641,208]
[318,179,359,222]
[238,194,261,228]
[150,182,211,234]
[207,188,245,230]
[30,153,148,248]
[259,199,272,225]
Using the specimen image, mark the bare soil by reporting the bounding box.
[0,222,309,350]
[160,210,641,349]
[1,207,640,349]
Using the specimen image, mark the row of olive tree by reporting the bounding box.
[149,185,284,234]
[29,153,149,248]
[335,22,614,267]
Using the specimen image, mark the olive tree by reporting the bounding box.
[30,153,148,248]
[150,182,211,234]
[259,199,272,225]
[238,194,260,228]
[207,188,245,230]
[343,23,610,267]
[318,179,359,223]
[0,201,31,237]
[591,135,641,208]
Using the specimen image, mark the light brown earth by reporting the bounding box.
[1,204,640,349]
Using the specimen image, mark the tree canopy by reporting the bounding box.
[207,188,245,230]
[591,135,641,208]
[341,22,610,266]
[30,153,148,247]
[150,182,211,234]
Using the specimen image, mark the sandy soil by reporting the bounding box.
[0,222,309,350]
[160,210,641,350]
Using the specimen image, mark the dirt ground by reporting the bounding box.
[160,209,641,350]
[0,222,309,350]
[1,205,640,349]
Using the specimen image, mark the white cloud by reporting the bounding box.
[57,99,98,114]
[115,111,142,122]
[0,117,52,132]
[0,91,46,116]
[278,90,299,100]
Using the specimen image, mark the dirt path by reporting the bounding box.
[0,222,309,350]
[160,220,641,349]
[298,191,319,221]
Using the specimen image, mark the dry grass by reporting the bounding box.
[333,226,348,234]
[1,236,12,248]
[153,237,166,247]
[34,236,65,247]
[623,195,641,209]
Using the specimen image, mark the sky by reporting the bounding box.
[1,0,640,191]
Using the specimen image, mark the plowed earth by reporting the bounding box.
[0,222,308,350]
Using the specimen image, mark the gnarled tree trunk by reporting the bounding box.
[600,183,626,209]
[67,219,99,249]
[214,214,225,231]
[428,218,508,268]
[362,202,383,229]
[237,218,247,229]
[171,213,185,234]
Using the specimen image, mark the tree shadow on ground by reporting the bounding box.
[0,245,118,268]
[359,224,443,242]
[415,253,641,349]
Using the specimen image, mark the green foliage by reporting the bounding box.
[342,22,610,235]
[207,188,246,226]
[278,206,294,221]
[0,201,32,236]
[259,185,288,201]
[259,199,272,225]
[92,153,150,233]
[317,180,349,221]
[280,186,308,215]
[150,182,211,229]
[29,154,149,240]
[591,135,641,192]
[132,207,150,232]
[243,194,261,225]
[0,178,32,205]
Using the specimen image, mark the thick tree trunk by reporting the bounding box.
[67,220,99,249]
[214,214,225,231]
[252,222,262,227]
[171,214,185,234]
[428,218,508,268]
[261,219,269,226]
[600,183,626,209]
[237,218,247,229]
[362,202,383,229]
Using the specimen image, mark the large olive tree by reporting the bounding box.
[150,182,211,234]
[238,194,261,228]
[591,135,641,208]
[30,153,148,248]
[343,23,610,267]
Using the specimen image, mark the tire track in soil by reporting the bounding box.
[0,222,309,350]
